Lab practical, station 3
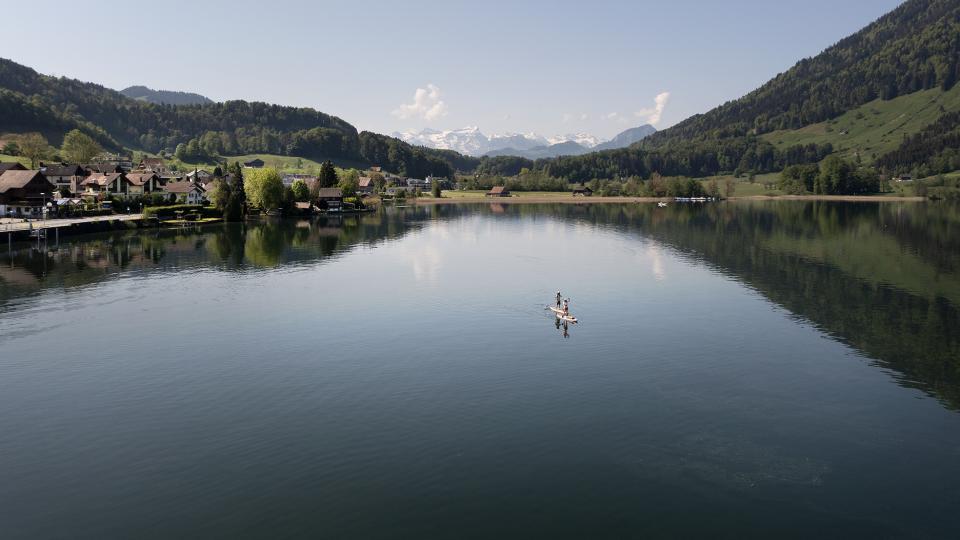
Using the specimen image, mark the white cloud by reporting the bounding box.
[634,91,671,126]
[562,112,573,123]
[392,84,448,121]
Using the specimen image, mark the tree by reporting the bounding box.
[318,160,338,188]
[370,171,386,192]
[61,129,102,164]
[706,178,720,199]
[2,141,20,156]
[213,165,224,178]
[244,168,284,210]
[17,133,50,168]
[431,180,442,198]
[338,174,358,198]
[222,162,246,221]
[208,178,231,210]
[291,179,310,201]
[724,177,736,198]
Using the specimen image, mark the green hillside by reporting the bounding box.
[536,0,960,182]
[0,58,475,178]
[762,85,960,163]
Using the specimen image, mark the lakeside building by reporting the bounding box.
[358,177,374,195]
[126,172,161,195]
[572,185,593,196]
[407,178,430,189]
[486,186,511,197]
[81,172,133,198]
[162,181,206,204]
[0,169,56,217]
[40,164,87,194]
[316,187,343,211]
[243,159,265,169]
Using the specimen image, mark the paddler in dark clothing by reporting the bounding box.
[556,291,562,308]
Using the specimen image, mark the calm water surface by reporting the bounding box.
[1,202,959,538]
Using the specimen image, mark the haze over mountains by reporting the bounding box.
[393,125,656,159]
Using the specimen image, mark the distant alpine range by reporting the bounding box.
[394,124,656,159]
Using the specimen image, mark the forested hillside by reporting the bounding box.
[0,58,470,178]
[533,0,960,182]
[120,85,213,106]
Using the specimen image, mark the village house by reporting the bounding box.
[316,187,343,211]
[93,153,133,171]
[126,172,161,195]
[243,158,265,168]
[81,172,133,198]
[162,181,206,205]
[0,162,27,174]
[138,157,168,173]
[84,163,125,175]
[41,164,88,195]
[370,166,382,173]
[158,174,182,187]
[426,175,448,189]
[282,173,316,186]
[0,170,56,217]
[357,176,374,195]
[406,178,430,190]
[185,169,213,182]
[486,186,511,197]
[572,185,593,196]
[895,174,914,183]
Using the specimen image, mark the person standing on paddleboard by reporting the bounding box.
[563,298,570,316]
[556,291,562,308]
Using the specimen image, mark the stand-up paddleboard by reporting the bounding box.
[548,306,578,323]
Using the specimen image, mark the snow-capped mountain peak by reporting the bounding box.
[393,125,655,158]
[547,133,602,148]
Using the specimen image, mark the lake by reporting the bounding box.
[1,201,959,538]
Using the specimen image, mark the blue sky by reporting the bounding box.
[4,0,904,139]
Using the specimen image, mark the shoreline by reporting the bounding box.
[411,194,925,205]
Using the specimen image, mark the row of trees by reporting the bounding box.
[530,139,834,183]
[208,160,374,220]
[779,157,881,195]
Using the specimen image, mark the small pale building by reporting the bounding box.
[163,181,206,205]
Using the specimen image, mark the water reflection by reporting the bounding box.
[2,201,959,410]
